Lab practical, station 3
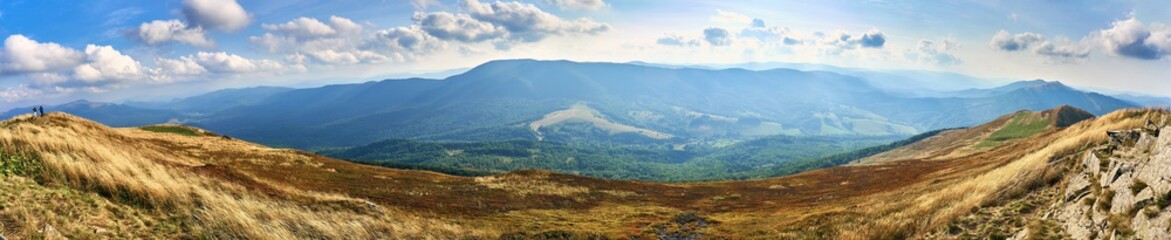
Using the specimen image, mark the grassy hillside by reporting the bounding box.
[0,108,1165,238]
[976,111,1053,148]
[861,105,1097,163]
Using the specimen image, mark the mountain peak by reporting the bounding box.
[1025,81,1072,91]
[1044,105,1095,127]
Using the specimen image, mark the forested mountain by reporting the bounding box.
[3,60,1139,150]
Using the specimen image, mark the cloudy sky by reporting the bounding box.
[1,0,1170,108]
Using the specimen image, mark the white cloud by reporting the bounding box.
[72,45,146,82]
[248,1,611,66]
[135,19,214,48]
[253,16,397,65]
[373,26,445,58]
[191,52,289,73]
[305,49,390,64]
[1097,17,1171,60]
[465,0,610,43]
[990,30,1089,61]
[710,9,752,26]
[812,29,887,52]
[181,0,251,31]
[414,12,506,42]
[0,35,85,74]
[740,25,785,42]
[0,84,42,102]
[261,16,363,39]
[545,0,607,11]
[990,30,1043,51]
[151,56,207,82]
[1034,40,1090,61]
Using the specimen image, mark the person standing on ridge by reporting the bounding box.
[39,106,44,116]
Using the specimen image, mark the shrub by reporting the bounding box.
[1143,206,1160,218]
[1130,181,1148,194]
[1099,189,1115,211]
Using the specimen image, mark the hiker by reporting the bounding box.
[38,106,44,116]
[32,107,38,117]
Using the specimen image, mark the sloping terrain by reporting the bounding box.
[859,105,1096,163]
[530,103,672,141]
[10,60,1136,149]
[0,108,1167,239]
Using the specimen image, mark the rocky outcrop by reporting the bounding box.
[1055,125,1170,239]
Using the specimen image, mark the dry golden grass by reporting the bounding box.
[0,113,480,239]
[0,108,1164,239]
[475,173,591,197]
[827,108,1170,239]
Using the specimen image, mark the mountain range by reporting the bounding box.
[2,59,1142,149]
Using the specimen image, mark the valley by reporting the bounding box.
[4,1,1171,239]
[1,105,1166,239]
[0,60,1146,183]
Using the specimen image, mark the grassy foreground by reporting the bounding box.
[0,108,1164,238]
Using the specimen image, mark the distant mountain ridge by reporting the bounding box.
[1,59,1142,149]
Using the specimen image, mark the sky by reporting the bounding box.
[0,0,1170,108]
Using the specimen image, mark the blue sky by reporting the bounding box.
[0,0,1169,108]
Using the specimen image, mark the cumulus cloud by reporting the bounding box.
[546,0,607,11]
[248,1,610,65]
[989,30,1089,61]
[373,26,445,56]
[1034,41,1090,60]
[252,16,401,64]
[814,29,887,51]
[190,52,289,73]
[262,16,363,39]
[135,19,214,48]
[859,30,885,48]
[73,45,146,82]
[990,30,1044,51]
[703,28,732,46]
[414,12,506,42]
[151,56,207,82]
[0,84,43,102]
[0,35,84,73]
[1097,17,1171,60]
[465,0,610,43]
[0,33,303,96]
[739,19,785,42]
[130,0,250,47]
[653,16,889,54]
[181,0,251,31]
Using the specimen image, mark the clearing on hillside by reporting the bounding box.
[529,103,672,140]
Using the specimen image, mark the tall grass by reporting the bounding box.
[0,113,480,239]
[835,108,1169,239]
